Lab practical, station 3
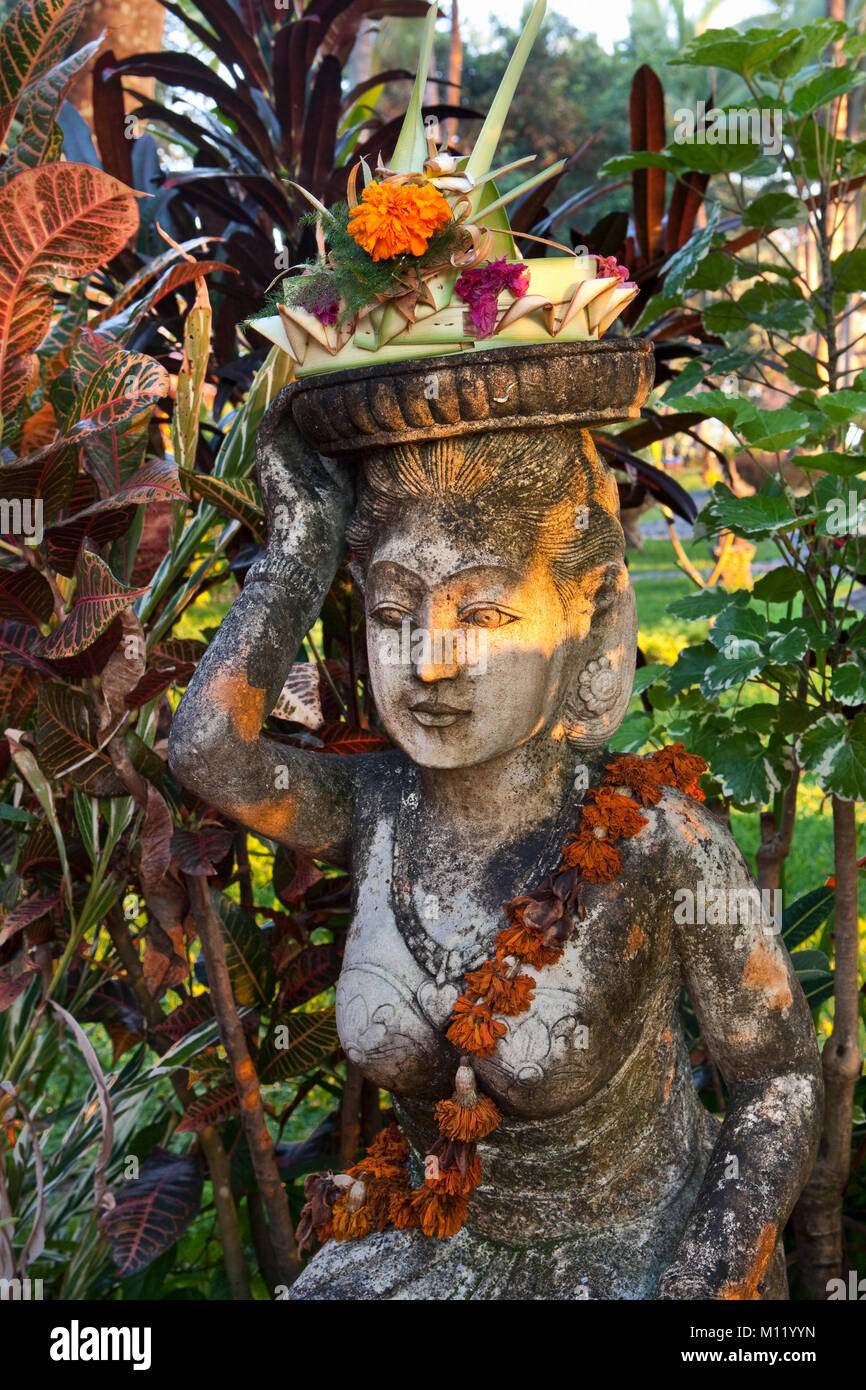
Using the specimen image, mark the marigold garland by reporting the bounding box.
[297,744,707,1250]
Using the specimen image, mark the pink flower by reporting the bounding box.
[455,257,530,338]
[596,255,630,284]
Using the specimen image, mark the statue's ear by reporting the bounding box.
[562,561,637,750]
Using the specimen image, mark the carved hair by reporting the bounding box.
[347,424,624,605]
[346,424,636,747]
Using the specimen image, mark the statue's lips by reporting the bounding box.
[409,701,471,728]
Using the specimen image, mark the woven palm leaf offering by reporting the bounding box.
[251,0,638,379]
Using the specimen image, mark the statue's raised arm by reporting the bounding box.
[168,394,356,866]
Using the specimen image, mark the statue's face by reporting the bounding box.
[365,507,587,769]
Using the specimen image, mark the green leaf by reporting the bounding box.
[662,204,721,296]
[816,391,866,425]
[598,152,681,177]
[0,36,101,184]
[789,67,866,120]
[465,0,546,185]
[709,732,782,804]
[631,663,667,695]
[832,662,866,705]
[783,885,834,950]
[782,350,825,391]
[832,249,866,295]
[389,0,439,172]
[751,567,805,603]
[765,623,809,664]
[667,641,716,695]
[700,642,766,693]
[742,192,807,229]
[800,712,866,800]
[739,407,810,452]
[685,250,736,292]
[795,452,866,478]
[698,483,796,541]
[607,711,652,752]
[258,1007,339,1083]
[709,604,767,650]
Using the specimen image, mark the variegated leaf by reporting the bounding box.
[42,546,147,659]
[0,164,139,415]
[178,469,265,542]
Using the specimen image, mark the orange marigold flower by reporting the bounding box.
[561,828,623,883]
[581,787,648,840]
[425,1151,482,1196]
[646,743,707,796]
[347,180,452,261]
[435,1093,502,1143]
[331,1196,374,1242]
[389,1191,422,1230]
[602,753,663,806]
[464,960,536,1015]
[349,1156,407,1181]
[495,920,562,969]
[366,1122,409,1164]
[364,1172,410,1228]
[410,1186,470,1239]
[445,996,507,1057]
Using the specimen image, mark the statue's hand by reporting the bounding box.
[256,403,355,569]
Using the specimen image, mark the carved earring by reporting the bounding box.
[574,656,618,715]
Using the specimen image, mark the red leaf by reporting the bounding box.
[277,941,343,1011]
[316,721,390,754]
[41,545,147,659]
[170,826,235,876]
[0,568,54,625]
[629,65,666,263]
[150,994,213,1046]
[176,1083,239,1133]
[99,1148,203,1275]
[0,892,59,948]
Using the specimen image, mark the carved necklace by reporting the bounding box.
[297,743,708,1249]
[390,761,586,988]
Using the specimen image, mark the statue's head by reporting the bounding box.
[281,339,652,772]
[346,424,636,769]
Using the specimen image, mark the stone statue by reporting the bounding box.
[169,340,822,1300]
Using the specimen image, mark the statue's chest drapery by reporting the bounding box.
[337,772,676,1120]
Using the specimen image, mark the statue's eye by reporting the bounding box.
[372,604,409,627]
[460,605,518,629]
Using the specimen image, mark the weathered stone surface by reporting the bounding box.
[168,342,822,1301]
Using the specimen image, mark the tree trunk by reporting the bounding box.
[792,795,862,1297]
[68,0,165,126]
[186,873,300,1291]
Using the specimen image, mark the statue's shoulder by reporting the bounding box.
[633,784,749,883]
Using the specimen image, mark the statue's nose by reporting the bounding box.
[412,595,459,682]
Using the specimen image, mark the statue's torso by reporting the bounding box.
[336,754,715,1241]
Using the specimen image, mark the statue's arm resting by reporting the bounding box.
[169,399,359,864]
[658,832,823,1299]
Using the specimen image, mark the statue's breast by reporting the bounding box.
[337,807,674,1120]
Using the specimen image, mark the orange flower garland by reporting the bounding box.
[347,180,453,261]
[297,744,707,1250]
